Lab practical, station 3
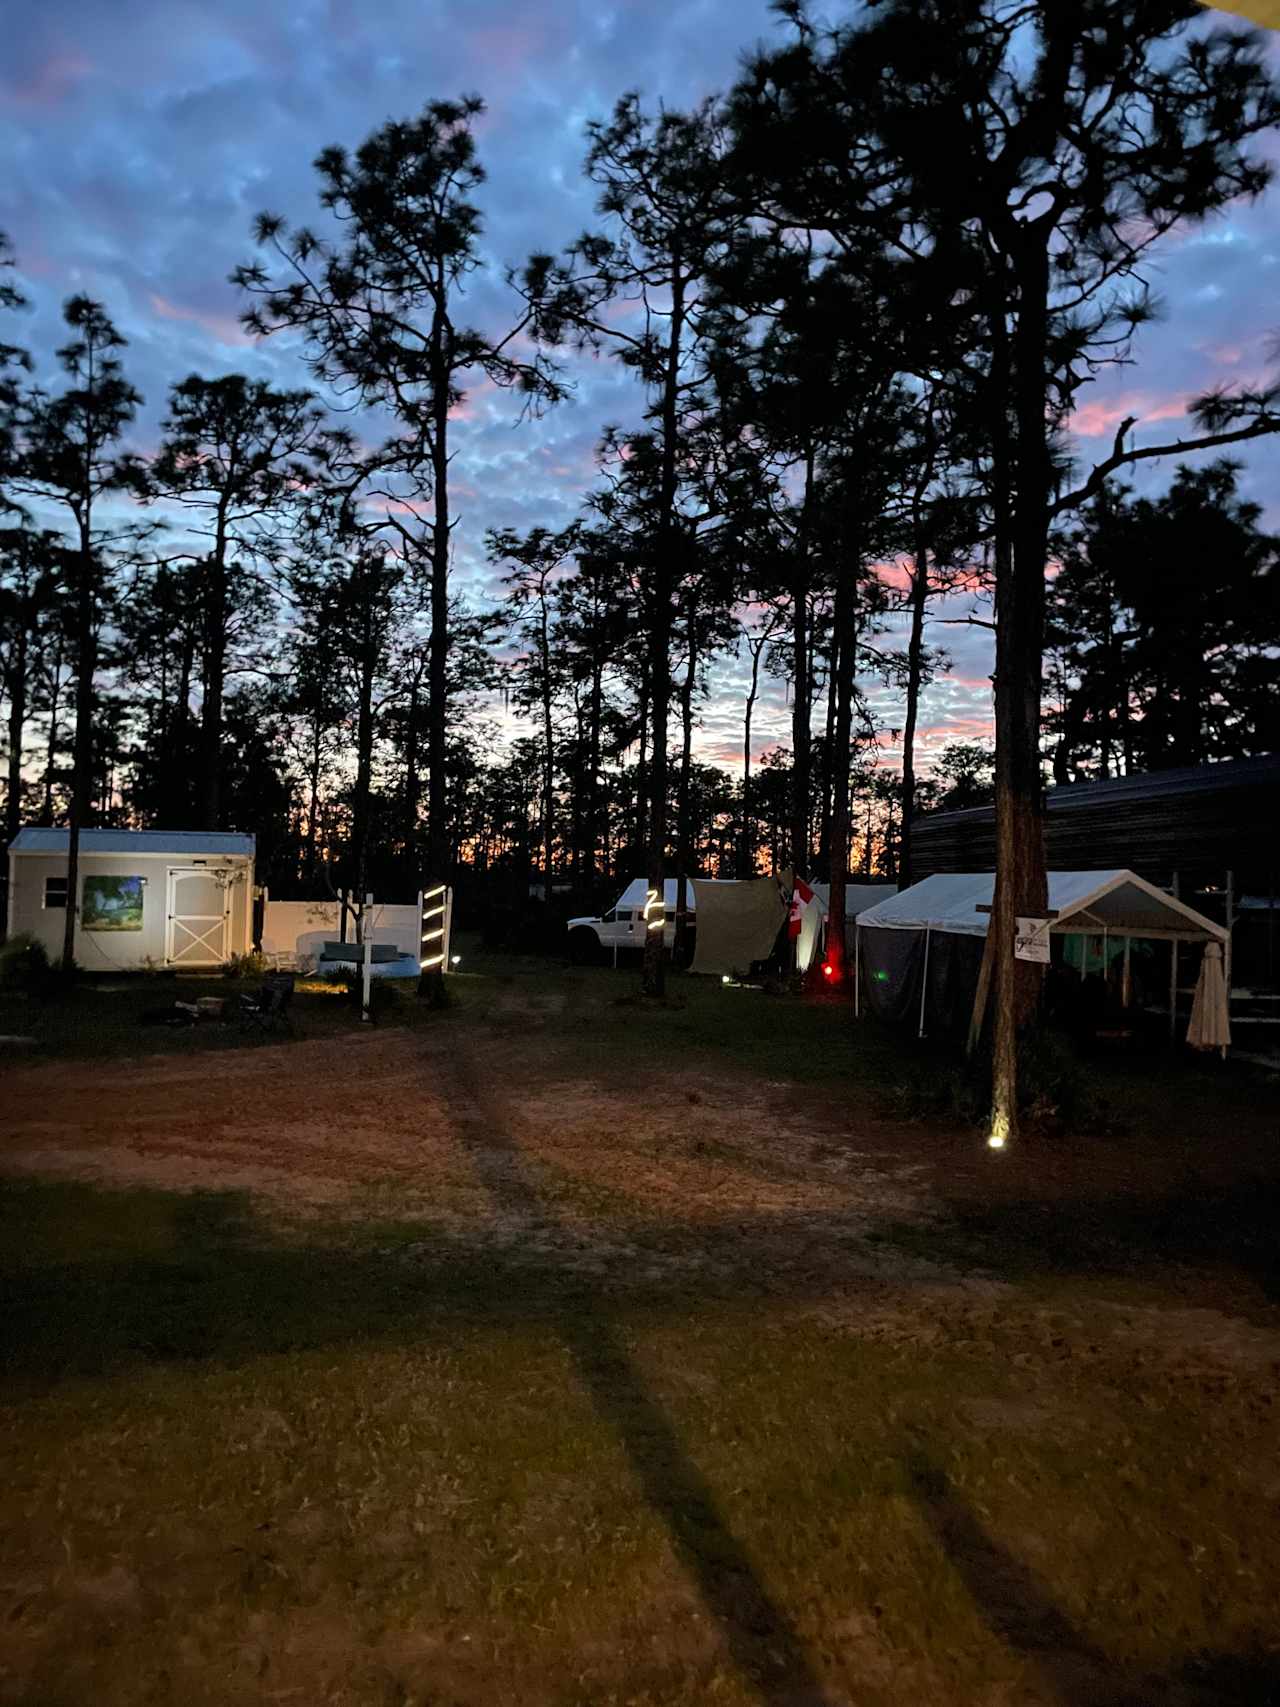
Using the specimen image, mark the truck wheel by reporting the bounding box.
[568,928,602,966]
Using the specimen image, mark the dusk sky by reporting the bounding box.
[3,0,1278,773]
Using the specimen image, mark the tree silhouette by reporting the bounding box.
[234,98,565,911]
[20,297,141,971]
[151,374,324,829]
[521,94,738,994]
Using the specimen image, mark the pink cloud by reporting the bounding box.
[149,292,252,348]
[1071,392,1189,439]
[448,376,501,423]
[5,53,91,109]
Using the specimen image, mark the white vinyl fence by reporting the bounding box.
[260,899,423,971]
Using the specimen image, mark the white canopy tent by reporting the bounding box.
[855,870,1229,1043]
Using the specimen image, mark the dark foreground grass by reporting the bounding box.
[0,972,428,1061]
[4,953,1279,1703]
[3,1178,1280,1706]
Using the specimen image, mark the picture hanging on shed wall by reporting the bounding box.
[82,875,145,931]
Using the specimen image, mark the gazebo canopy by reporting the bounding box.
[856,870,1227,943]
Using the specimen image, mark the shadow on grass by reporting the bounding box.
[875,1178,1280,1301]
[431,1042,838,1707]
[908,1452,1280,1707]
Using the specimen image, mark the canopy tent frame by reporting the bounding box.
[854,869,1228,1045]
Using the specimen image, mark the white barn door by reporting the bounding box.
[166,868,230,966]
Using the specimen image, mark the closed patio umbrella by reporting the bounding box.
[1187,940,1231,1057]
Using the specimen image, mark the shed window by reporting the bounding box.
[43,876,69,910]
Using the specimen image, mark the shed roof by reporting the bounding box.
[857,870,1227,942]
[911,755,1279,888]
[10,828,255,858]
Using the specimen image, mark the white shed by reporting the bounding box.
[7,828,256,972]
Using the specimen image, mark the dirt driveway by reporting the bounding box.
[0,993,949,1300]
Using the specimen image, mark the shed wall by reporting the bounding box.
[8,852,252,970]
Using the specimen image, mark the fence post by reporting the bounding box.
[420,883,448,974]
[362,890,374,1022]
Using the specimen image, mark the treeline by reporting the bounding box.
[4,3,1280,1124]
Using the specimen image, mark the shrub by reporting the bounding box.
[222,951,269,980]
[893,1026,1118,1136]
[0,933,52,993]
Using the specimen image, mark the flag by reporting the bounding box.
[788,877,815,939]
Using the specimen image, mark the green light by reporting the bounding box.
[873,969,889,983]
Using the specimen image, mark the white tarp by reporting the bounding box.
[856,870,1227,943]
[690,877,787,975]
[796,883,897,972]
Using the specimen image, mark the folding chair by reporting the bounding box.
[238,972,296,1035]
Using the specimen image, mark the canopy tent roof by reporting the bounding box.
[10,828,255,858]
[856,870,1227,943]
[805,882,897,919]
[614,877,762,912]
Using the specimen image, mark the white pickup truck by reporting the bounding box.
[567,878,690,963]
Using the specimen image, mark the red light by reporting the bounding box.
[822,962,834,978]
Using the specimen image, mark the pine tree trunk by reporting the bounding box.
[305,717,322,885]
[41,636,63,826]
[173,622,195,824]
[740,632,764,880]
[825,541,858,984]
[539,579,555,902]
[818,648,837,873]
[643,566,673,995]
[899,419,935,891]
[4,606,29,858]
[990,246,1051,1144]
[634,669,649,867]
[789,446,814,876]
[404,665,421,863]
[674,601,696,965]
[426,294,451,894]
[63,520,96,976]
[585,657,603,883]
[642,261,685,998]
[352,583,376,906]
[899,543,929,892]
[201,500,229,830]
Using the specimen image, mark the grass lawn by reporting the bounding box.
[0,970,427,1061]
[2,950,1278,1705]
